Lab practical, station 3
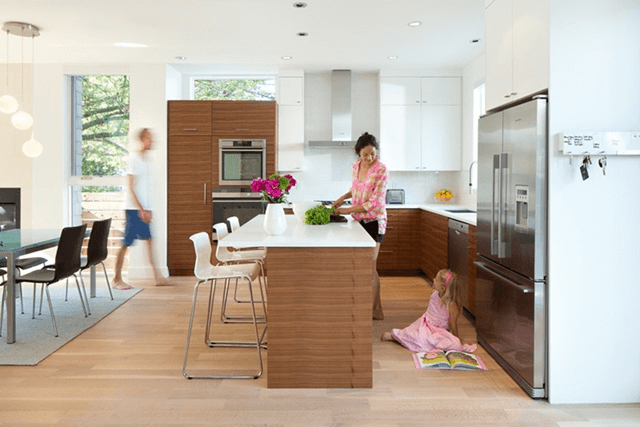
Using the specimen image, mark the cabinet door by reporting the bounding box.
[279,77,304,106]
[377,211,399,270]
[420,210,448,280]
[168,101,212,135]
[167,135,212,274]
[421,77,461,105]
[380,77,421,105]
[485,0,514,111]
[380,105,421,171]
[512,0,548,101]
[212,101,277,136]
[396,209,420,270]
[421,105,462,171]
[278,105,304,171]
[467,225,477,316]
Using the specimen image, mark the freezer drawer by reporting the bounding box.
[475,258,546,398]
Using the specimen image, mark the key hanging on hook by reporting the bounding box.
[580,155,590,180]
[598,155,607,176]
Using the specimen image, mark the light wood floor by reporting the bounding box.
[1,275,639,426]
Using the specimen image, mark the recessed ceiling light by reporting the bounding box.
[175,56,187,60]
[281,56,293,60]
[387,56,399,60]
[293,2,307,8]
[296,32,308,37]
[408,21,422,27]
[114,42,147,48]
[470,38,481,43]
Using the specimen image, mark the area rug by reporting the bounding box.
[0,283,142,365]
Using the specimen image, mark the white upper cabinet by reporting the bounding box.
[277,74,304,171]
[380,77,422,105]
[485,0,549,111]
[380,76,462,171]
[421,77,462,105]
[278,76,304,106]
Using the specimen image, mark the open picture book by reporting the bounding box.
[413,350,487,371]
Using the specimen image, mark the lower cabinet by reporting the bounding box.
[377,209,421,273]
[419,210,448,281]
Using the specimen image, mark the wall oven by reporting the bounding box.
[219,139,266,186]
[211,191,265,240]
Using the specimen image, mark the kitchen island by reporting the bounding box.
[218,214,375,388]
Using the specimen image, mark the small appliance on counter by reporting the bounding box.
[386,189,405,204]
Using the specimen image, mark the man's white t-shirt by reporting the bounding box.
[125,151,152,210]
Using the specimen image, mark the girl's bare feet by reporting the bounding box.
[380,331,394,341]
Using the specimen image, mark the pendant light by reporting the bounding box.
[0,28,18,114]
[11,29,34,130]
[22,32,42,157]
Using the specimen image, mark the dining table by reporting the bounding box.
[0,228,95,344]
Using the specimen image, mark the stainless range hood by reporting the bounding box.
[309,70,355,149]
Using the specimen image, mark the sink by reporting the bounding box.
[445,209,476,213]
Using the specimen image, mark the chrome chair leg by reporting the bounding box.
[79,273,91,315]
[19,283,24,314]
[44,285,59,337]
[232,260,266,304]
[100,261,114,300]
[74,275,88,318]
[220,274,267,324]
[183,277,263,380]
[0,286,5,337]
[65,278,69,301]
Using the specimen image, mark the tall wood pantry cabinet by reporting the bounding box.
[167,100,277,276]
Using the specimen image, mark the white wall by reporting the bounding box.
[0,64,34,227]
[547,0,640,404]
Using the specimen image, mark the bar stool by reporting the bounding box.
[226,216,267,305]
[213,222,266,324]
[182,232,267,380]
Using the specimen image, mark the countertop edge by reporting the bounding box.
[386,204,477,226]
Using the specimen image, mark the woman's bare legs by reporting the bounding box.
[372,242,383,320]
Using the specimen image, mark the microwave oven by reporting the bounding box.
[219,139,266,186]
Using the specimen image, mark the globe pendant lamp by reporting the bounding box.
[22,131,43,158]
[0,28,18,114]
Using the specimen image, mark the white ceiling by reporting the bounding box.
[2,0,485,73]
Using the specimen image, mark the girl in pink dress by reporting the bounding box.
[332,132,389,320]
[381,269,477,353]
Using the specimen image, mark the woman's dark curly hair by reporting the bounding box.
[354,132,379,155]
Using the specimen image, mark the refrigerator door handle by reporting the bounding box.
[499,153,508,258]
[491,154,500,255]
[474,261,534,293]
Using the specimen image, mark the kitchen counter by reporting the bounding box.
[386,203,477,226]
[218,215,375,249]
[220,214,374,389]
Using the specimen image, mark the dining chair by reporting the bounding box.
[65,218,114,314]
[182,232,266,379]
[212,222,266,324]
[0,255,48,314]
[15,224,88,337]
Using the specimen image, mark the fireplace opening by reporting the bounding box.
[0,188,20,231]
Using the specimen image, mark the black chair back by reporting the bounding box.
[52,224,87,283]
[84,218,111,270]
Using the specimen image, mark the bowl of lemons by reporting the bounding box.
[435,189,454,203]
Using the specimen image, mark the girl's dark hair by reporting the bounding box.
[354,132,379,155]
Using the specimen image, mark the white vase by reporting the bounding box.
[263,203,287,235]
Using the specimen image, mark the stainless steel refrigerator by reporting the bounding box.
[475,96,547,398]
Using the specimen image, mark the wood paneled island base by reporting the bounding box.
[266,246,373,388]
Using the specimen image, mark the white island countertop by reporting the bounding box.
[218,214,376,248]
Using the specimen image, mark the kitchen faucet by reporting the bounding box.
[468,160,477,194]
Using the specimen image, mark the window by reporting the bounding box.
[193,78,275,100]
[471,83,486,191]
[68,75,130,271]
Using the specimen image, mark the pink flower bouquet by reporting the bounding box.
[251,174,296,204]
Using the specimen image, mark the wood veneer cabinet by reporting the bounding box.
[378,209,421,273]
[211,101,277,187]
[419,210,448,280]
[168,101,212,135]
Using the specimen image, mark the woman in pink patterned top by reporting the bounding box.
[332,132,389,320]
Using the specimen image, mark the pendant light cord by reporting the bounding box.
[20,31,24,104]
[5,30,9,90]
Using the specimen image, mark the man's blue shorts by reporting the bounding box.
[123,209,152,247]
